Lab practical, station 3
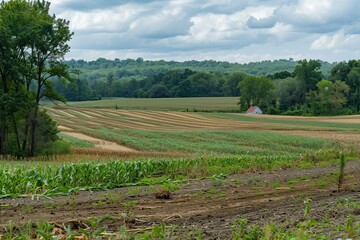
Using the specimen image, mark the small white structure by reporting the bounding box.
[246,106,262,114]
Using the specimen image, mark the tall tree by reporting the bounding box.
[308,80,349,115]
[0,0,74,157]
[293,60,323,103]
[238,76,274,111]
[223,72,247,96]
[27,0,74,156]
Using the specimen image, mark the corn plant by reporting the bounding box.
[338,152,346,191]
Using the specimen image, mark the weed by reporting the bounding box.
[233,179,242,185]
[92,200,107,207]
[211,178,223,187]
[100,192,125,204]
[161,182,180,192]
[304,198,311,218]
[338,152,346,191]
[127,187,141,195]
[272,182,281,189]
[20,205,34,214]
[316,180,328,188]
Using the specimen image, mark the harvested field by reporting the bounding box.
[63,132,138,153]
[48,106,360,156]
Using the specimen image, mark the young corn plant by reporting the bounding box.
[304,198,311,218]
[346,215,355,239]
[338,153,346,191]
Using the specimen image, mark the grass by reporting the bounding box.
[220,113,360,132]
[74,127,333,156]
[62,97,240,112]
[57,132,95,148]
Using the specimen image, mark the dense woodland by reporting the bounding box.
[57,58,359,115]
[57,58,334,101]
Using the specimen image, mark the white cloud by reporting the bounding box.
[311,31,360,50]
[58,4,146,33]
[46,0,360,63]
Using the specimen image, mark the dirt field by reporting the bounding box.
[1,161,359,238]
[59,125,138,152]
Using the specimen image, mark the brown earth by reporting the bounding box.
[272,130,360,144]
[59,126,138,153]
[1,161,360,239]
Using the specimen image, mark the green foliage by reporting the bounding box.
[58,132,95,148]
[148,83,170,98]
[0,0,74,157]
[238,75,274,111]
[338,153,346,191]
[308,80,350,115]
[293,59,323,92]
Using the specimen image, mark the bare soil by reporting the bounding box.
[62,131,138,153]
[273,130,360,143]
[1,161,360,239]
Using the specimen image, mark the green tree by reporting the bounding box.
[238,76,274,111]
[27,0,74,156]
[308,80,349,115]
[106,72,114,98]
[331,60,360,112]
[223,72,247,96]
[293,60,323,104]
[148,84,170,98]
[274,77,303,110]
[0,0,74,157]
[346,66,360,112]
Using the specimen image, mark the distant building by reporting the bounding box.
[246,106,262,114]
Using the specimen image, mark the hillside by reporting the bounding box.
[65,58,335,82]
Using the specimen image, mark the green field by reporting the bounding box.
[63,97,240,112]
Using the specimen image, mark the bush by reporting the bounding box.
[37,140,72,156]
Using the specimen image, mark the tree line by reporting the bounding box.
[56,59,359,115]
[240,59,360,115]
[0,0,74,157]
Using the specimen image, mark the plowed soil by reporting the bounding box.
[1,161,360,238]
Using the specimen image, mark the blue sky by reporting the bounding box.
[50,0,360,63]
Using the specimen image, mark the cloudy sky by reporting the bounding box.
[50,0,360,63]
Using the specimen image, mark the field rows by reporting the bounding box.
[43,106,360,158]
[48,107,262,131]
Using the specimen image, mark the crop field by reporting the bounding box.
[62,97,240,112]
[1,100,360,239]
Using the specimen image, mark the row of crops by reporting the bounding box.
[0,155,302,198]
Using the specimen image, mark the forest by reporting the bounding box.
[56,58,359,116]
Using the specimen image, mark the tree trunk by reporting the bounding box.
[11,115,21,152]
[22,120,30,154]
[30,68,42,157]
[0,124,6,155]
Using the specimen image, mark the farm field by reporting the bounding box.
[1,100,360,239]
[62,97,240,112]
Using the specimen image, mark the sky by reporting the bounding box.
[49,0,360,63]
